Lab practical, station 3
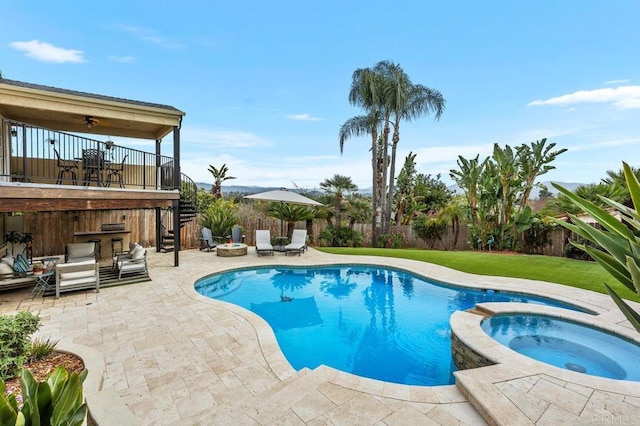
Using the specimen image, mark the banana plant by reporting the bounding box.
[0,366,87,426]
[552,161,640,332]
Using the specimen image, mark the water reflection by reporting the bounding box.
[318,267,358,299]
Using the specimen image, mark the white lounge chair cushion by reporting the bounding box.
[0,262,14,280]
[1,256,14,267]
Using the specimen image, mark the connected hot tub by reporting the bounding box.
[481,314,640,382]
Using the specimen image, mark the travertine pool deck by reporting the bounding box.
[1,248,638,425]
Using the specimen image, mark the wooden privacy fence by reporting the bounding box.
[20,210,572,258]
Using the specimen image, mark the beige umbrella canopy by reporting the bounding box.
[244,188,323,206]
[244,188,322,236]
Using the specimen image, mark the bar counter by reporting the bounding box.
[73,230,132,260]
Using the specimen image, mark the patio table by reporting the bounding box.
[274,236,289,252]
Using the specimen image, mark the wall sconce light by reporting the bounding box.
[10,129,17,137]
[105,140,114,150]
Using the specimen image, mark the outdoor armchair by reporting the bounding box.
[65,242,96,263]
[255,230,274,256]
[55,260,99,298]
[114,244,147,279]
[201,227,225,251]
[284,229,308,256]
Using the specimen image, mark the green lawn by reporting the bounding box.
[317,247,639,302]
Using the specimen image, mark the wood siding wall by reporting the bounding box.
[23,209,200,257]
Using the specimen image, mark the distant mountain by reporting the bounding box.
[197,183,313,195]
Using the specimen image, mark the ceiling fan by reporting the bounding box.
[84,116,107,128]
[85,116,99,128]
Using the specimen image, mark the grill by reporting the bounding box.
[101,223,125,232]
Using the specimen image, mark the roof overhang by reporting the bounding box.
[0,79,185,140]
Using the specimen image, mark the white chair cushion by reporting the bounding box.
[59,270,95,280]
[131,247,145,260]
[1,256,14,267]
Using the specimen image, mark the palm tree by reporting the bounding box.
[344,196,372,230]
[208,164,236,199]
[377,61,445,234]
[320,174,358,227]
[269,203,314,239]
[340,67,385,246]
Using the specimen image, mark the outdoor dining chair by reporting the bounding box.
[81,149,107,186]
[106,155,128,188]
[54,148,79,185]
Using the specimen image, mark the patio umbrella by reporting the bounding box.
[244,188,322,236]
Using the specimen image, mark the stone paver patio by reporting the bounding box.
[0,247,638,425]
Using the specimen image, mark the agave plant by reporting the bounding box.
[552,162,640,332]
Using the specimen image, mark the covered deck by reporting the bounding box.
[0,78,190,265]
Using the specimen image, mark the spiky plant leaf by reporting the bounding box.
[568,214,630,265]
[623,161,640,215]
[552,182,635,239]
[605,284,640,333]
[585,246,634,290]
[625,256,640,297]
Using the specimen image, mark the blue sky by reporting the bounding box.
[2,1,640,190]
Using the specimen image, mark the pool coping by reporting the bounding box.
[180,254,640,407]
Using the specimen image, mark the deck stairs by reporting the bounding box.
[160,197,198,252]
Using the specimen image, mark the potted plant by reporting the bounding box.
[32,262,44,275]
[3,231,22,257]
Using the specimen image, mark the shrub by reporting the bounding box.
[0,366,87,426]
[0,311,41,381]
[200,199,237,239]
[29,337,58,363]
[318,226,363,247]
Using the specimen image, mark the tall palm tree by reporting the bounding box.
[320,174,358,227]
[340,67,385,246]
[378,61,445,234]
[207,164,236,199]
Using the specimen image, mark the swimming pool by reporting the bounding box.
[481,314,640,381]
[195,265,588,386]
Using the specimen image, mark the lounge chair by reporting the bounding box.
[285,229,308,256]
[255,230,274,256]
[200,227,218,251]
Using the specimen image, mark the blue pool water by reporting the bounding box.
[195,265,588,386]
[482,314,640,381]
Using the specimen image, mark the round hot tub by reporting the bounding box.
[481,314,640,382]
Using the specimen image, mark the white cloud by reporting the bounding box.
[565,137,640,153]
[181,126,273,149]
[604,79,629,85]
[118,25,182,49]
[9,40,85,63]
[108,55,137,63]
[528,86,640,109]
[286,113,321,121]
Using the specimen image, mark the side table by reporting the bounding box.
[31,270,55,298]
